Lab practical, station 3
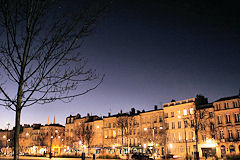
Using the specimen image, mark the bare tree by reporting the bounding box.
[75,122,86,147]
[0,0,106,159]
[116,114,129,154]
[85,124,94,154]
[187,95,209,160]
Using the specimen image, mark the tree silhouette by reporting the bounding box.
[0,0,106,159]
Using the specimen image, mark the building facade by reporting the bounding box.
[1,94,239,158]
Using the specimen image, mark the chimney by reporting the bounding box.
[154,105,158,110]
[120,110,123,114]
[108,112,111,117]
[131,108,135,115]
[137,110,140,114]
[171,99,176,102]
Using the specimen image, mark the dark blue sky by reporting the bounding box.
[1,0,240,129]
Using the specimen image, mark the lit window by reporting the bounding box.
[183,109,187,116]
[113,131,116,137]
[190,108,194,114]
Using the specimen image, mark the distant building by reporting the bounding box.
[18,117,65,156]
[1,93,239,159]
[0,129,14,155]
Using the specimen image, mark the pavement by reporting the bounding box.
[0,156,223,160]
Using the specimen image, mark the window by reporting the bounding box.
[229,145,235,153]
[183,109,187,116]
[209,112,213,118]
[171,112,174,117]
[233,101,237,108]
[201,123,205,130]
[226,114,231,123]
[228,130,233,139]
[190,108,194,114]
[237,130,240,138]
[191,120,194,127]
[235,113,240,122]
[166,123,169,129]
[210,123,214,131]
[177,110,180,114]
[220,130,224,139]
[172,122,175,129]
[159,116,163,122]
[109,123,111,128]
[178,121,181,128]
[224,103,229,109]
[165,113,168,118]
[218,115,222,124]
[216,104,221,110]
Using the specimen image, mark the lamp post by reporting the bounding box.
[6,122,10,156]
[3,135,7,155]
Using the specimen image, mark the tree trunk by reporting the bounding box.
[14,109,21,160]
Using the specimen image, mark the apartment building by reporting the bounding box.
[18,120,65,156]
[1,93,239,159]
[0,129,14,155]
[213,95,240,157]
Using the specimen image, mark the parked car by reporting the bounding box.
[131,153,153,160]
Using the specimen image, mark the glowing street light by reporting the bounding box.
[79,140,82,145]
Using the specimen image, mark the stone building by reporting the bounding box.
[213,95,240,157]
[0,129,14,155]
[18,118,65,156]
[1,93,240,159]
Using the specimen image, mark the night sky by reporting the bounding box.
[1,0,240,129]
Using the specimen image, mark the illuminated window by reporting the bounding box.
[183,109,187,116]
[190,108,194,114]
[113,131,116,137]
[177,110,180,114]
